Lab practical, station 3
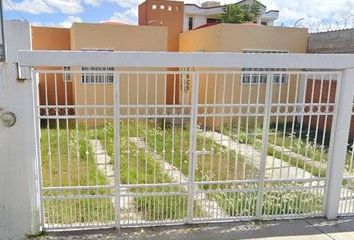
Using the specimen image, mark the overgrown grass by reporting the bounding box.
[99,119,326,218]
[142,120,255,186]
[41,125,114,224]
[211,185,323,216]
[267,124,354,174]
[96,119,255,184]
[226,121,354,176]
[223,123,328,177]
[96,119,255,219]
[222,121,354,195]
[95,120,203,220]
[95,121,167,185]
[41,118,329,223]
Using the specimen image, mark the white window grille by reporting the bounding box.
[81,48,114,84]
[242,49,289,84]
[81,66,114,84]
[63,66,71,82]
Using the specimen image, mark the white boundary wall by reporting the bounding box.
[0,21,40,239]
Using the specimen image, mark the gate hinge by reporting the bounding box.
[16,62,28,82]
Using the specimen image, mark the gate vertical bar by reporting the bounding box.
[256,72,273,217]
[31,70,44,230]
[187,71,199,223]
[326,68,354,219]
[114,72,121,229]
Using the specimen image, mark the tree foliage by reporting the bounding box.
[221,0,262,24]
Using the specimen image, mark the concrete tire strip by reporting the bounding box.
[90,140,144,224]
[130,137,229,219]
[202,131,354,212]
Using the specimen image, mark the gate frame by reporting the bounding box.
[187,72,199,223]
[113,72,121,228]
[18,51,354,229]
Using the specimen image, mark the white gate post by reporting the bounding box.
[0,21,41,238]
[326,68,354,219]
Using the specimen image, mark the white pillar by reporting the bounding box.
[325,68,354,219]
[0,21,40,239]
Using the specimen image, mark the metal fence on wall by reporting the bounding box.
[291,16,354,33]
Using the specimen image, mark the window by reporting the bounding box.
[168,5,172,11]
[188,17,193,30]
[81,67,114,84]
[152,4,157,10]
[175,6,180,12]
[63,66,71,82]
[242,49,289,84]
[207,18,220,24]
[261,21,267,26]
[160,5,165,10]
[80,49,115,84]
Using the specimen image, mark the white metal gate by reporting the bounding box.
[19,51,354,231]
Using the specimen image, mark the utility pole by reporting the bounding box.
[0,0,6,62]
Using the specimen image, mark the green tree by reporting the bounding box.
[221,0,261,24]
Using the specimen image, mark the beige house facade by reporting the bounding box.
[32,22,168,123]
[31,9,309,129]
[179,24,308,127]
[70,23,168,114]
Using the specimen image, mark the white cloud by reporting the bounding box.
[4,0,100,15]
[183,0,353,26]
[59,15,82,27]
[30,21,44,26]
[106,0,144,24]
[5,0,354,29]
[105,0,353,28]
[109,8,138,24]
[83,0,102,6]
[30,15,82,28]
[108,0,143,9]
[4,0,54,14]
[260,0,354,26]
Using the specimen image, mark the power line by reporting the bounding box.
[3,0,27,21]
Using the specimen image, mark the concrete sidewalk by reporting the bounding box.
[33,217,354,240]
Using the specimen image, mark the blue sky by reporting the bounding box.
[3,0,354,29]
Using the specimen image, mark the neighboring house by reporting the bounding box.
[70,22,168,117]
[139,0,184,51]
[179,23,308,128]
[32,0,310,130]
[32,22,168,122]
[183,0,279,32]
[138,0,280,105]
[138,0,280,48]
